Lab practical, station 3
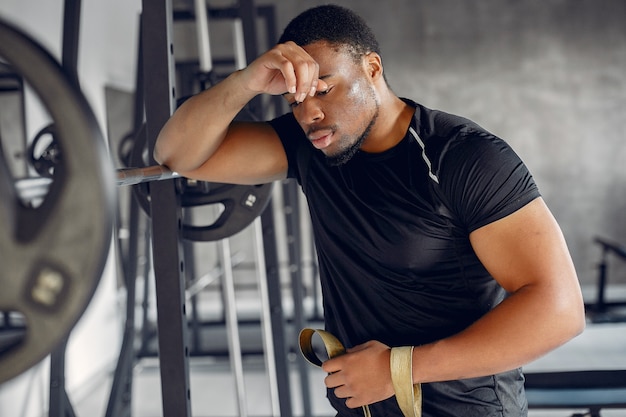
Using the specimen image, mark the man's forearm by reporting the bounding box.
[154,70,257,172]
[411,281,584,384]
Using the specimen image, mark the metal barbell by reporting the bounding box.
[15,165,181,202]
[116,165,181,186]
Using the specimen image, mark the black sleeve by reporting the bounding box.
[267,112,306,182]
[438,129,541,233]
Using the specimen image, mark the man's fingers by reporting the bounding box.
[278,42,319,102]
[258,42,325,101]
[321,355,342,374]
[309,79,319,97]
[293,59,317,102]
[274,58,297,94]
[328,379,365,409]
[316,78,328,93]
[344,397,363,409]
[325,367,350,387]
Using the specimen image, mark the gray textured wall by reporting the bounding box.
[266,0,626,286]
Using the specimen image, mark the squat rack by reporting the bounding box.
[2,0,300,416]
[137,1,303,417]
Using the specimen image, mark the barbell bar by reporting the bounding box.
[116,165,181,186]
[15,165,181,202]
[15,160,274,244]
[27,125,181,188]
[16,166,275,243]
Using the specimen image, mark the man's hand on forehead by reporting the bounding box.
[273,41,329,103]
[289,72,329,104]
[240,41,329,103]
[283,77,329,104]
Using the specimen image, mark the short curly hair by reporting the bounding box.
[277,4,381,63]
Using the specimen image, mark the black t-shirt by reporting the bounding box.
[269,100,539,417]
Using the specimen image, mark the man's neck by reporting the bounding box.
[361,94,414,153]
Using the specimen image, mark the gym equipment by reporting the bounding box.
[28,124,60,178]
[0,9,274,386]
[126,123,274,242]
[140,1,194,415]
[179,181,273,241]
[19,137,273,243]
[108,2,292,417]
[1,2,294,417]
[282,179,313,416]
[585,236,626,323]
[0,17,116,384]
[118,165,181,186]
[22,117,274,243]
[525,370,626,417]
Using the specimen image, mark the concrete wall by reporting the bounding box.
[270,0,626,286]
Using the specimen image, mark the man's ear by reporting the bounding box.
[364,52,383,81]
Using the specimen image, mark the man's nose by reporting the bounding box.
[297,97,324,124]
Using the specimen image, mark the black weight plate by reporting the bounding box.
[29,124,60,177]
[0,19,115,383]
[128,123,273,242]
[181,181,273,241]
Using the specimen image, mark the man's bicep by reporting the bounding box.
[468,197,578,293]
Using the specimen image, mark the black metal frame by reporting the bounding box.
[282,179,311,417]
[135,1,295,416]
[48,1,82,415]
[141,1,193,417]
[525,370,626,417]
[585,237,626,323]
[103,21,145,416]
[235,3,294,415]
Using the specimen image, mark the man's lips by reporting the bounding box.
[308,130,333,150]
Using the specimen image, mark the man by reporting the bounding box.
[155,5,585,416]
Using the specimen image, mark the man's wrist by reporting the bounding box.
[390,346,422,417]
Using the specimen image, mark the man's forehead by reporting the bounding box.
[303,40,350,56]
[303,42,357,72]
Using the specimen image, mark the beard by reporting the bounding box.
[325,104,379,167]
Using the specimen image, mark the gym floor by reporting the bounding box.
[69,286,626,417]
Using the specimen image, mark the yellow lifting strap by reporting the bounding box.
[298,328,422,417]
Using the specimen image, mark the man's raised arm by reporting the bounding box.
[153,42,326,185]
